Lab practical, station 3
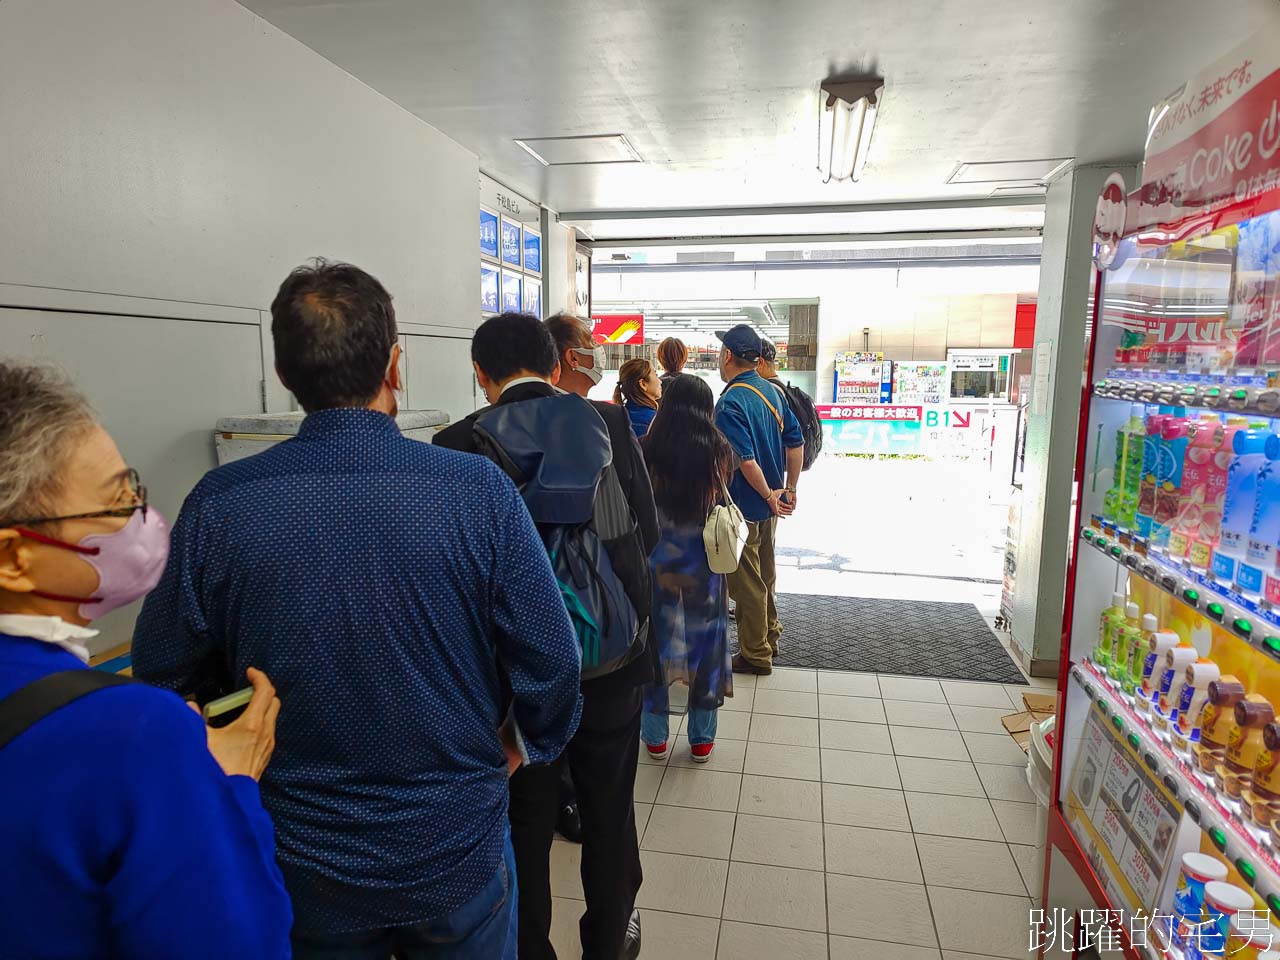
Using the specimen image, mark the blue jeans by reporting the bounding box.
[291,834,518,960]
[642,707,718,747]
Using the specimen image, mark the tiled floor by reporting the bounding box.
[550,668,1056,960]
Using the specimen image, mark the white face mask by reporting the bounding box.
[571,346,606,386]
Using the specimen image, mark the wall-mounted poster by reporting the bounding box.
[481,264,499,314]
[480,207,499,261]
[502,271,522,313]
[592,313,644,345]
[523,226,542,274]
[500,218,522,267]
[523,279,542,318]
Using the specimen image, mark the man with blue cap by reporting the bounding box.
[713,325,805,675]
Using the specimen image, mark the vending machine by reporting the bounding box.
[833,351,892,404]
[1049,25,1280,960]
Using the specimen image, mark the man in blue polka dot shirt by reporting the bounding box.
[132,261,583,959]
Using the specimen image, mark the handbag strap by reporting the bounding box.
[726,383,783,432]
[0,670,136,751]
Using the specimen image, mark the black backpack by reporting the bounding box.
[473,394,650,680]
[773,379,824,471]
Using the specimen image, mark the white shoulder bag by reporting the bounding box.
[703,478,747,574]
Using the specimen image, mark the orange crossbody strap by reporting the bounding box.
[728,383,783,432]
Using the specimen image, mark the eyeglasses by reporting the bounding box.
[4,468,148,527]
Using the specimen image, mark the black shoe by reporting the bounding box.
[555,802,583,844]
[620,909,641,960]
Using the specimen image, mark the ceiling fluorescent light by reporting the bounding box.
[818,78,883,183]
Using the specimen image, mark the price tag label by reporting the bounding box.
[1126,843,1158,904]
[1098,805,1127,851]
[1103,750,1138,815]
[1131,786,1162,843]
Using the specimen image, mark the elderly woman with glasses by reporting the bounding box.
[0,362,291,959]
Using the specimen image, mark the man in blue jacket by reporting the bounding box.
[714,325,805,676]
[133,261,583,959]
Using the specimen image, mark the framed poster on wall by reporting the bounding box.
[523,279,542,318]
[500,218,522,268]
[480,264,499,314]
[523,226,542,275]
[502,271,522,313]
[480,207,500,261]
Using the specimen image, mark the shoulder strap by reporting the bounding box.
[727,382,783,432]
[0,670,135,751]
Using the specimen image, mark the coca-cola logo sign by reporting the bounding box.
[1093,172,1128,269]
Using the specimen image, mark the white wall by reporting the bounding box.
[593,263,1040,403]
[0,0,477,339]
[0,0,481,655]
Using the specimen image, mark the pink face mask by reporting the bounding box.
[19,509,171,620]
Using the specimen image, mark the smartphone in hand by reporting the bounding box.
[201,687,254,727]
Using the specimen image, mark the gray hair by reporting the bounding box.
[0,362,97,525]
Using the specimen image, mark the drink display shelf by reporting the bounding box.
[1070,659,1280,921]
[1093,379,1280,420]
[1081,524,1280,664]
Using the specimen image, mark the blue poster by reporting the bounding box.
[523,280,542,318]
[480,209,499,260]
[502,271,522,313]
[481,264,499,313]
[523,229,542,273]
[500,219,522,267]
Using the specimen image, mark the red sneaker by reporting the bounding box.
[645,741,669,761]
[690,742,715,763]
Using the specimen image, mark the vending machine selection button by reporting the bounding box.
[1111,716,1124,733]
[1268,893,1280,920]
[1210,827,1228,852]
[1183,588,1201,607]
[1236,859,1257,887]
[1263,637,1280,657]
[1206,602,1225,622]
[1233,618,1253,638]
[1186,799,1201,823]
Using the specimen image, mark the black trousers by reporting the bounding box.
[509,683,643,960]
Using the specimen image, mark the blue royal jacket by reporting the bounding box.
[0,633,292,959]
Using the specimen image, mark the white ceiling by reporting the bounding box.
[242,0,1275,234]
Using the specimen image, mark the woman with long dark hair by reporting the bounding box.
[614,358,662,437]
[639,374,736,762]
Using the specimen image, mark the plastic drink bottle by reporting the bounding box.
[1136,413,1170,538]
[1216,697,1276,799]
[1123,614,1159,698]
[1095,591,1125,668]
[1136,630,1180,714]
[1211,428,1273,583]
[1154,645,1199,736]
[1244,720,1280,829]
[1154,417,1190,549]
[1170,414,1223,559]
[1233,215,1273,366]
[1109,602,1141,685]
[1238,435,1280,597]
[1196,678,1247,776]
[1190,418,1249,569]
[1105,404,1146,528]
[1172,659,1222,754]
